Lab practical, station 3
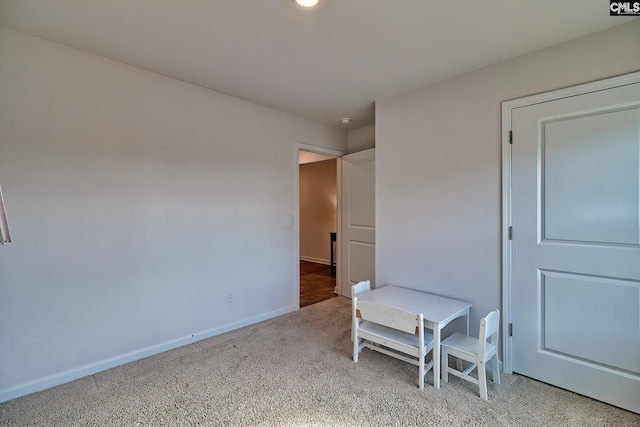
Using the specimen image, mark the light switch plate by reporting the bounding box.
[282,216,293,227]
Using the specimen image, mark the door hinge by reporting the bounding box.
[509,323,513,337]
[509,130,513,144]
[508,226,513,240]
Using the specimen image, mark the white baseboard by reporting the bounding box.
[300,256,331,265]
[0,304,298,404]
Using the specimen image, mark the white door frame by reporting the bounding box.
[295,142,345,304]
[501,70,640,374]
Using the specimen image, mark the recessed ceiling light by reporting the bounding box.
[294,0,319,8]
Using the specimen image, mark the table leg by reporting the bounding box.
[465,309,470,335]
[433,327,441,389]
[329,232,336,275]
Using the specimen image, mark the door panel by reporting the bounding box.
[511,81,640,413]
[542,271,639,373]
[347,241,375,286]
[543,108,639,244]
[341,149,375,296]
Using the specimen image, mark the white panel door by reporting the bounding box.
[511,80,640,412]
[341,149,375,296]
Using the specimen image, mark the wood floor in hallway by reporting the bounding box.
[300,260,337,308]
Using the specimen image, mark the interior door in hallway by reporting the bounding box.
[340,148,375,296]
[510,76,640,412]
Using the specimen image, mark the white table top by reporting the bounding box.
[357,285,472,326]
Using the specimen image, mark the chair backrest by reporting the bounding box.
[357,299,422,335]
[352,280,371,298]
[479,309,500,353]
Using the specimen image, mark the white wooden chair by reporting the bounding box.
[351,281,371,341]
[353,297,434,389]
[440,309,500,400]
[352,280,371,297]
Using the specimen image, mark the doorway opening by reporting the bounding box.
[298,149,338,307]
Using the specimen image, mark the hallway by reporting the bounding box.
[300,260,336,307]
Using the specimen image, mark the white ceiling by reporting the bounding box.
[0,1,636,130]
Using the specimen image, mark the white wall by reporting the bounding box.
[347,125,375,153]
[299,159,337,264]
[376,21,640,337]
[0,26,346,401]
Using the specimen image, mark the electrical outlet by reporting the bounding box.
[226,290,235,303]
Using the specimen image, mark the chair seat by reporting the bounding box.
[359,321,433,348]
[441,333,496,358]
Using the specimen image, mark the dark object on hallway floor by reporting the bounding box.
[300,260,336,307]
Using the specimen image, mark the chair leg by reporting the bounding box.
[353,333,359,363]
[441,347,449,383]
[478,359,488,400]
[491,354,500,385]
[419,353,424,390]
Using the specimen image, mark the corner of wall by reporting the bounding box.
[347,124,375,153]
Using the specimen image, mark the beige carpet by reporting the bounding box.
[1,297,638,426]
